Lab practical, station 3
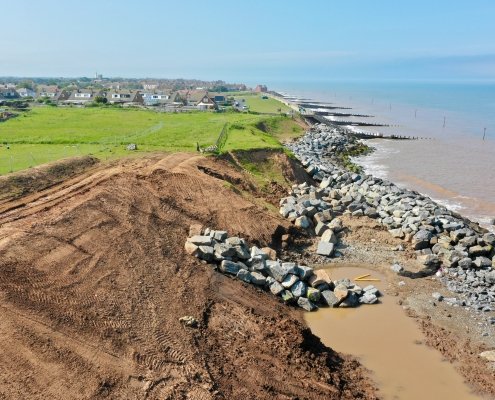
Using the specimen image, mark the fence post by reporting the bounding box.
[215,123,229,152]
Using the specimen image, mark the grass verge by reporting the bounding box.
[0,106,306,174]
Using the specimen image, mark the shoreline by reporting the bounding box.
[353,137,495,233]
[270,89,495,232]
[275,120,495,397]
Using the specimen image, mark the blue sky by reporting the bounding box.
[2,0,495,82]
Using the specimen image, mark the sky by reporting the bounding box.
[2,0,495,82]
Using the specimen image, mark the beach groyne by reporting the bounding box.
[304,115,426,140]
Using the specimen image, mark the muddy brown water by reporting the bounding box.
[305,265,483,400]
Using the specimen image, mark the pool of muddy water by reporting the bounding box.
[305,264,483,400]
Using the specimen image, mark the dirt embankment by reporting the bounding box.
[0,156,99,202]
[0,152,376,399]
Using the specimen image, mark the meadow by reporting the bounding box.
[233,93,293,114]
[0,106,303,174]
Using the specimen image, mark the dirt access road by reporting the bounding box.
[0,153,376,399]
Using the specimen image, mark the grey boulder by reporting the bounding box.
[220,260,242,275]
[316,241,334,257]
[297,297,317,311]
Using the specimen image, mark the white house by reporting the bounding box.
[0,88,19,99]
[64,90,96,104]
[141,91,170,106]
[16,88,36,98]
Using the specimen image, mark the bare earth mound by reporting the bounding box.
[0,153,376,399]
[0,155,99,202]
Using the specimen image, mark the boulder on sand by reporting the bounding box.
[316,241,334,257]
[412,230,433,250]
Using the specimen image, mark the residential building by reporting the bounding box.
[64,89,97,104]
[141,91,172,106]
[143,83,159,91]
[16,87,36,98]
[37,85,60,98]
[0,88,20,99]
[179,90,217,109]
[254,84,268,93]
[209,93,228,104]
[105,90,143,105]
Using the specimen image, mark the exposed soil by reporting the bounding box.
[221,149,315,207]
[0,155,99,202]
[0,153,376,399]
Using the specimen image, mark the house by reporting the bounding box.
[64,89,97,104]
[16,87,36,98]
[105,90,143,105]
[196,93,217,110]
[179,90,217,110]
[55,90,71,102]
[254,84,268,93]
[142,83,159,91]
[0,88,20,99]
[141,91,172,106]
[0,83,16,89]
[141,91,183,107]
[37,86,70,102]
[37,85,60,98]
[209,93,228,104]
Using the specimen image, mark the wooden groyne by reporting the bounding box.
[271,92,431,140]
[305,115,431,140]
[314,111,374,118]
[300,104,352,110]
[297,102,335,108]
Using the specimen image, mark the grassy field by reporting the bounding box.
[0,106,304,174]
[233,93,293,114]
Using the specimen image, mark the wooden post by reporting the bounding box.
[414,109,417,118]
[443,116,446,128]
[483,127,486,140]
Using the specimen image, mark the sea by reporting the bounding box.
[268,80,495,231]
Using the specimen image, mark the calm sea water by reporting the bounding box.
[269,80,495,230]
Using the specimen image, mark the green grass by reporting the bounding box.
[0,143,150,174]
[223,116,305,151]
[234,94,292,114]
[0,106,305,174]
[0,107,260,148]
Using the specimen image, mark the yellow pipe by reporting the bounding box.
[355,278,381,282]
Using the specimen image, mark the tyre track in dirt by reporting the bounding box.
[0,152,377,399]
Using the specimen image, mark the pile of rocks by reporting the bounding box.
[439,267,495,313]
[284,124,495,316]
[185,226,380,311]
[280,182,343,257]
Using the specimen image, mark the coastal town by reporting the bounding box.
[0,75,270,110]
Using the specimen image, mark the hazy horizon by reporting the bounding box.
[2,0,495,82]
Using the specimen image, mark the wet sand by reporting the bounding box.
[354,137,495,232]
[305,265,483,400]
